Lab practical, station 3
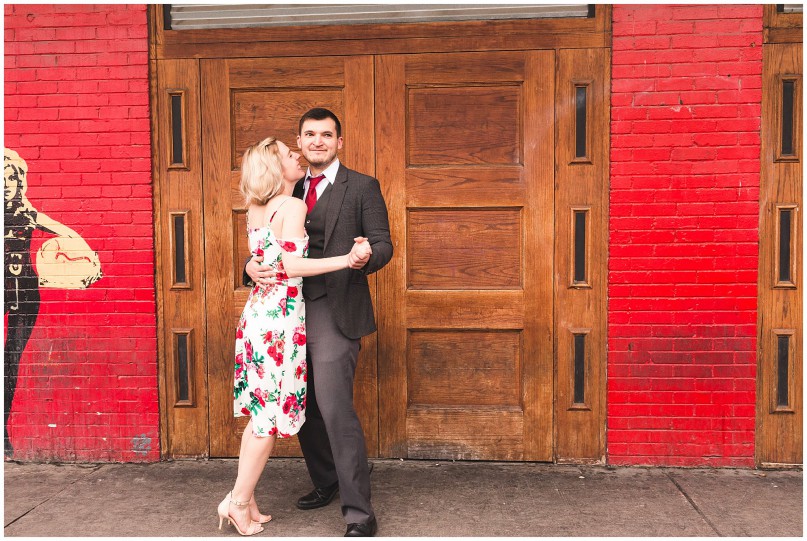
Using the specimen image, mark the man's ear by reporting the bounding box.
[337,137,344,151]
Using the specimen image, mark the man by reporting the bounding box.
[245,108,392,537]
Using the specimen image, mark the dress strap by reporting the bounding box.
[269,197,293,224]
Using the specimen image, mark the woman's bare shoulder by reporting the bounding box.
[281,197,307,215]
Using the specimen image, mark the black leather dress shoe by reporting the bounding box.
[296,482,339,510]
[345,517,377,537]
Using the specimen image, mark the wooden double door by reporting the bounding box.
[157,49,608,462]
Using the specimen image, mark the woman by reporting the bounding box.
[4,148,99,457]
[218,137,371,536]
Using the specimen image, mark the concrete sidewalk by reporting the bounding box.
[3,458,802,537]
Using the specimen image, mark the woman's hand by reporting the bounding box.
[348,237,372,269]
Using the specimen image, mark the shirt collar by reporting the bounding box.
[306,158,340,186]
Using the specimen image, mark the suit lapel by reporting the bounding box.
[324,164,348,250]
[293,177,305,200]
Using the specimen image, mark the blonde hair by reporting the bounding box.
[4,147,28,175]
[240,137,284,206]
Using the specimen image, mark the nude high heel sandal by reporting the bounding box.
[250,494,272,525]
[217,492,264,536]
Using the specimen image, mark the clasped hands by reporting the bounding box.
[348,236,372,269]
[246,237,372,287]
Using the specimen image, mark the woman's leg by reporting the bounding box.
[229,420,276,531]
[237,420,272,523]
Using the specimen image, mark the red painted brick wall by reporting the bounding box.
[608,5,762,467]
[4,4,158,461]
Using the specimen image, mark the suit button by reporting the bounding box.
[306,220,310,224]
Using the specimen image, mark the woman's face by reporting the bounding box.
[4,162,24,203]
[275,141,304,183]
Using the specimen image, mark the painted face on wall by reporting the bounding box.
[297,118,343,171]
[4,161,25,205]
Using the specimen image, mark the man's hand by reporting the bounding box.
[348,236,372,270]
[246,255,278,287]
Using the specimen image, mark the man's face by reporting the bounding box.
[297,118,343,171]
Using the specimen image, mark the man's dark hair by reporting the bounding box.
[299,107,342,137]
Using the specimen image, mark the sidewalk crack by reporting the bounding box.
[664,470,724,537]
[4,464,105,529]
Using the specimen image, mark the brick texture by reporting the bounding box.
[4,4,158,462]
[609,5,762,467]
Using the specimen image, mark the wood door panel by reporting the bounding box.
[232,90,344,168]
[203,56,378,458]
[406,291,524,329]
[408,330,522,407]
[553,48,609,463]
[377,51,554,461]
[228,57,346,88]
[403,51,527,84]
[406,168,524,207]
[758,41,803,466]
[407,86,522,165]
[201,58,233,458]
[407,209,522,289]
[406,408,524,461]
[155,58,209,457]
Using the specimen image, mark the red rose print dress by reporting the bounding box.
[234,206,308,438]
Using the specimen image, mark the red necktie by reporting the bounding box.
[305,174,325,214]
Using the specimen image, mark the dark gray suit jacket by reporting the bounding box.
[245,163,393,340]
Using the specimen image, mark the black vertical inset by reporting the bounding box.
[782,80,795,156]
[171,94,183,165]
[587,4,596,17]
[176,333,189,402]
[574,210,587,283]
[573,334,585,404]
[777,334,789,407]
[173,214,186,284]
[778,209,792,283]
[164,4,173,30]
[575,86,588,158]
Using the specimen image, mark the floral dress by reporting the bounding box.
[234,207,308,438]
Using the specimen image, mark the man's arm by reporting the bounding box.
[359,177,393,275]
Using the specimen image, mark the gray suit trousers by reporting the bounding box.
[298,296,374,524]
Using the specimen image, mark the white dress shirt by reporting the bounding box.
[303,158,340,201]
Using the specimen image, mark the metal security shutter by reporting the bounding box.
[168,4,591,30]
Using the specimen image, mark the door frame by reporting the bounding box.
[148,5,612,461]
[149,5,612,59]
[756,5,803,468]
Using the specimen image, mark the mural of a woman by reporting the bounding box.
[3,148,102,456]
